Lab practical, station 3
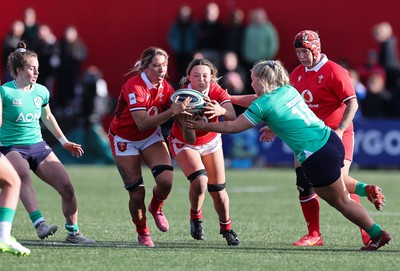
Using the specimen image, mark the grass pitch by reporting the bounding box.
[2,166,399,271]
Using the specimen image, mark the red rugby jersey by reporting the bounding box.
[110,72,174,141]
[290,55,356,129]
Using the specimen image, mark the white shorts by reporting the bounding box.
[168,134,222,157]
[109,126,164,156]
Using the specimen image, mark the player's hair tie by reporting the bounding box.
[15,48,27,53]
[134,60,141,68]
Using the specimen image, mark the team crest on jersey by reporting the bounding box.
[33,97,43,108]
[159,92,164,102]
[317,75,324,84]
[298,76,302,82]
[117,142,127,152]
[175,143,184,148]
[129,93,137,105]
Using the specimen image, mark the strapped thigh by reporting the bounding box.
[124,177,144,191]
[187,169,207,183]
[151,165,174,178]
[208,182,226,192]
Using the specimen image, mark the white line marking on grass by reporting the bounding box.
[228,186,277,193]
[369,211,400,217]
[174,186,277,193]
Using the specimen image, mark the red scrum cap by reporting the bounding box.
[293,30,321,60]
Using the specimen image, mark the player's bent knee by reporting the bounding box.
[295,167,314,197]
[124,177,144,191]
[187,169,207,183]
[152,165,173,178]
[208,182,226,192]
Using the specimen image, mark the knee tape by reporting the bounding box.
[187,169,207,183]
[208,182,226,192]
[151,165,173,178]
[295,167,314,197]
[124,177,144,191]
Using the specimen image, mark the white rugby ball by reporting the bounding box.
[170,88,205,113]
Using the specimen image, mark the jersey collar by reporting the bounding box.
[140,72,163,90]
[305,54,328,73]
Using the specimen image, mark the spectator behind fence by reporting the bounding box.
[167,4,198,84]
[81,65,111,127]
[197,2,225,68]
[32,24,60,96]
[2,20,25,82]
[219,51,248,116]
[224,8,246,65]
[349,69,367,120]
[372,22,400,93]
[242,7,279,72]
[361,72,393,118]
[57,25,87,115]
[21,7,39,47]
[357,49,386,86]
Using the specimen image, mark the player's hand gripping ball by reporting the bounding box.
[170,88,205,113]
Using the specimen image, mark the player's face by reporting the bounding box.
[146,54,168,86]
[250,72,263,96]
[295,48,314,68]
[17,56,39,87]
[188,65,211,92]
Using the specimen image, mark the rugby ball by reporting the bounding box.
[170,88,205,113]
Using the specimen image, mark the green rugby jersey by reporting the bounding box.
[0,80,49,146]
[244,85,331,164]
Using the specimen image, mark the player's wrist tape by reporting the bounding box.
[58,136,69,145]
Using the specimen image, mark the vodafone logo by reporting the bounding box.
[301,90,313,103]
[147,106,159,116]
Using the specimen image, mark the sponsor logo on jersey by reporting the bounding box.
[12,99,23,106]
[147,106,159,116]
[16,112,41,122]
[129,93,137,105]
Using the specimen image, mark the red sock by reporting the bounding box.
[219,218,232,232]
[299,194,320,237]
[149,192,167,212]
[350,193,361,204]
[190,209,203,220]
[134,218,149,235]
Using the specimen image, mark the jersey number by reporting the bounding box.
[291,101,319,126]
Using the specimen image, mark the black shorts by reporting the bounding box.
[0,141,53,172]
[301,132,344,188]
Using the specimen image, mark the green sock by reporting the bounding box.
[29,210,45,226]
[0,207,15,223]
[366,223,382,239]
[355,182,367,197]
[65,223,79,234]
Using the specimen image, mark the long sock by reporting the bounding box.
[134,218,149,235]
[366,223,382,239]
[355,182,368,197]
[29,210,45,227]
[149,191,167,212]
[190,209,203,220]
[219,218,231,232]
[65,223,79,235]
[299,194,320,237]
[0,208,15,240]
